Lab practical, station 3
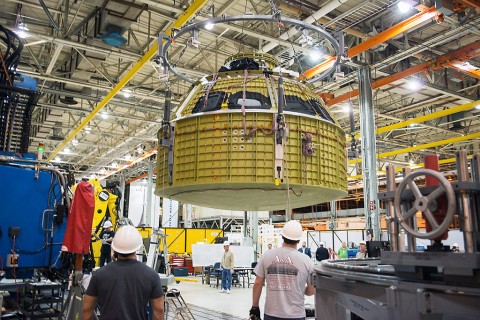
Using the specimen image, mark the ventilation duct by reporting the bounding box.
[100,25,127,47]
[448,111,465,131]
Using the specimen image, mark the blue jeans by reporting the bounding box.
[264,315,305,320]
[221,268,232,290]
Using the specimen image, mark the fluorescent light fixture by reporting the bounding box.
[205,21,214,30]
[64,147,71,154]
[398,1,411,13]
[101,112,109,119]
[72,138,78,145]
[122,89,132,98]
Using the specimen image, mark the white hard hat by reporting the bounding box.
[111,225,143,254]
[319,242,325,246]
[453,243,459,247]
[281,220,302,241]
[359,241,366,245]
[103,220,113,228]
[223,241,230,246]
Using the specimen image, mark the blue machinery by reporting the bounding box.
[0,153,69,279]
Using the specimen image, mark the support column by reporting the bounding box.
[250,211,259,261]
[329,200,336,230]
[146,161,154,227]
[118,175,125,218]
[243,211,248,238]
[358,66,381,241]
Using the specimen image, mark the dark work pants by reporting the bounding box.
[99,251,111,267]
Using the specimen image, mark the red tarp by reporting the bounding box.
[62,181,95,254]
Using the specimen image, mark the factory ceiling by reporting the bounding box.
[1,0,479,191]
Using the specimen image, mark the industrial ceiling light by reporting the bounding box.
[101,111,109,119]
[475,104,480,110]
[205,21,214,30]
[406,79,421,91]
[122,89,132,98]
[54,156,61,162]
[398,1,412,13]
[85,125,92,133]
[16,23,29,38]
[64,147,71,154]
[342,105,351,113]
[309,48,323,62]
[72,138,78,145]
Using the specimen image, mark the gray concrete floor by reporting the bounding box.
[166,275,315,319]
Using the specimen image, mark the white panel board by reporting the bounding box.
[191,244,254,267]
[129,182,161,227]
[128,182,146,226]
[162,198,179,227]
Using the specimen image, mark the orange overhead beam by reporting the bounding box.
[326,62,429,106]
[303,6,440,79]
[326,40,480,106]
[457,0,480,8]
[449,62,480,79]
[126,172,152,184]
[347,6,439,58]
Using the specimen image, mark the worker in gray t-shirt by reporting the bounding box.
[83,226,164,320]
[250,220,314,320]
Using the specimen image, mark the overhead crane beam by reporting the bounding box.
[303,6,440,79]
[326,40,480,106]
[375,99,480,135]
[449,61,480,79]
[346,99,480,140]
[46,0,209,162]
[457,0,480,8]
[348,155,473,180]
[348,132,480,165]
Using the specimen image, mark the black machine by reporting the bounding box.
[366,241,390,258]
